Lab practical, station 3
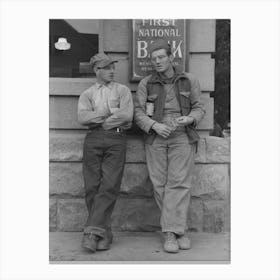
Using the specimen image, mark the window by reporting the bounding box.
[49,19,99,77]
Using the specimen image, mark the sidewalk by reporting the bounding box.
[50,231,230,263]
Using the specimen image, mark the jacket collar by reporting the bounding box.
[148,66,187,84]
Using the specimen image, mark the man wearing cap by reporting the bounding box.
[134,39,205,253]
[78,53,133,252]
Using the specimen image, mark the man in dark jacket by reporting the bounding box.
[134,39,205,253]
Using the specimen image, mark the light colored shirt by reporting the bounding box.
[162,84,185,132]
[78,81,133,130]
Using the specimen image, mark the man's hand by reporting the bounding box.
[176,116,195,126]
[152,122,172,138]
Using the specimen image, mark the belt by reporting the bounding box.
[88,126,125,133]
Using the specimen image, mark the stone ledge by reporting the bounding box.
[57,199,87,232]
[120,164,153,197]
[188,198,204,232]
[203,200,230,233]
[49,133,230,164]
[49,162,153,197]
[49,133,147,163]
[49,132,84,162]
[191,164,230,200]
[205,137,230,163]
[50,162,229,200]
[54,197,215,233]
[111,198,161,232]
[49,199,57,232]
[50,163,84,197]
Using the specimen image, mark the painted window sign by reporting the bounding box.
[131,19,186,81]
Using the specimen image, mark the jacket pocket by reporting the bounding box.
[179,91,191,98]
[185,126,200,144]
[109,98,120,108]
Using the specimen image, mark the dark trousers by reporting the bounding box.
[82,128,126,237]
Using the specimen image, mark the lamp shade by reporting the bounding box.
[55,37,71,50]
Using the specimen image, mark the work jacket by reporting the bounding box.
[134,68,206,144]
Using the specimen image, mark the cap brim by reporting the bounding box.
[97,59,118,68]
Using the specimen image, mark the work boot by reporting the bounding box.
[82,232,99,252]
[177,232,191,250]
[163,232,179,253]
[96,232,113,251]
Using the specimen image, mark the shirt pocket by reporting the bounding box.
[179,91,191,98]
[109,98,120,109]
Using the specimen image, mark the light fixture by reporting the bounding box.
[55,37,71,50]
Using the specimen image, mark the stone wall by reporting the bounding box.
[49,134,230,233]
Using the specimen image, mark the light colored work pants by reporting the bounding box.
[145,131,195,235]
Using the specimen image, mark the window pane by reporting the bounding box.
[49,19,99,77]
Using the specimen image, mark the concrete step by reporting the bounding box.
[50,231,230,263]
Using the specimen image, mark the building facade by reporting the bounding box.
[49,19,230,233]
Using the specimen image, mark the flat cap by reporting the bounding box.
[89,52,118,68]
[148,39,171,54]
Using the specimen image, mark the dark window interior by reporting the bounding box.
[49,19,98,77]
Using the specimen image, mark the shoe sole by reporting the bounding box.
[96,246,110,251]
[178,242,191,250]
[179,246,191,250]
[82,245,96,252]
[82,241,97,252]
[163,246,179,253]
[164,249,179,253]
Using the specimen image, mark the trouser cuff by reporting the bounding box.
[162,229,185,235]
[83,226,106,238]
